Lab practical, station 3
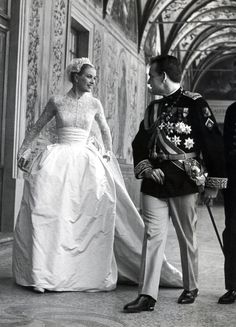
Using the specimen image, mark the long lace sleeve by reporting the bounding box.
[18,97,56,157]
[94,99,112,153]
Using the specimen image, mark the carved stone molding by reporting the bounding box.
[26,0,44,132]
[49,0,67,96]
[93,29,102,98]
[103,33,118,142]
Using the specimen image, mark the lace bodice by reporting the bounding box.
[19,92,112,156]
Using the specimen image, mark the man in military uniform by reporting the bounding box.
[218,101,236,304]
[123,55,227,313]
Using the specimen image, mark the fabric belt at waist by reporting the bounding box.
[156,152,196,161]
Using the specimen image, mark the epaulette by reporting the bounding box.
[183,90,202,100]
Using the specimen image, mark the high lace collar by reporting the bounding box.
[66,89,91,100]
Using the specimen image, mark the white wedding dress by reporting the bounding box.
[13,92,182,291]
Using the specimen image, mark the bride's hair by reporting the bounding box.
[66,57,94,83]
[70,64,94,83]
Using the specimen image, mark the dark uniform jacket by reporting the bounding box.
[224,101,236,180]
[132,87,227,198]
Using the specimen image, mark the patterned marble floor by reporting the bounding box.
[0,205,235,327]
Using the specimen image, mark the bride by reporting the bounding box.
[13,57,182,293]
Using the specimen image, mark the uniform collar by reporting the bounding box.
[163,87,182,102]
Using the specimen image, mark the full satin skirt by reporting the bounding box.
[13,129,182,291]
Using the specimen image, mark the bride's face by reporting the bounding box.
[75,67,97,92]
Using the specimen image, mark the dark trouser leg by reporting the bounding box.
[223,184,236,290]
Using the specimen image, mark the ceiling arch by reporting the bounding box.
[168,6,236,52]
[103,0,236,90]
[182,28,236,69]
[139,0,173,50]
[137,0,236,90]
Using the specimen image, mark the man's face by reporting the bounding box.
[148,62,165,95]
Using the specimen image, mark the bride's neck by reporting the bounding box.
[70,87,85,99]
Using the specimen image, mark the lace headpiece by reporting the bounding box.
[66,57,94,82]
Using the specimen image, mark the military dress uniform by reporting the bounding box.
[132,87,227,300]
[223,101,236,291]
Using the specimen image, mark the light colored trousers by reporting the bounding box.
[139,193,198,300]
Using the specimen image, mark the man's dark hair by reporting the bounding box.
[150,55,182,83]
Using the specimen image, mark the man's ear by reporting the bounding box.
[163,72,167,83]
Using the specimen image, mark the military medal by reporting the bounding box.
[183,107,189,117]
[205,118,214,130]
[203,107,211,117]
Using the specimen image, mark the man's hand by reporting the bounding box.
[143,168,165,185]
[203,187,218,206]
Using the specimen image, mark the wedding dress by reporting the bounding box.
[13,91,182,291]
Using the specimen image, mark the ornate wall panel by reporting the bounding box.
[26,0,44,132]
[45,0,68,142]
[25,0,69,142]
[89,27,103,147]
[103,32,118,147]
[102,31,146,166]
[49,0,68,96]
[92,28,103,99]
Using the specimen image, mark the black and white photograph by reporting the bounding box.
[0,0,236,326]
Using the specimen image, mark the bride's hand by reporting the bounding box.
[17,149,31,171]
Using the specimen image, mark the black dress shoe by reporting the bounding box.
[218,290,236,304]
[178,288,199,304]
[123,295,156,313]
